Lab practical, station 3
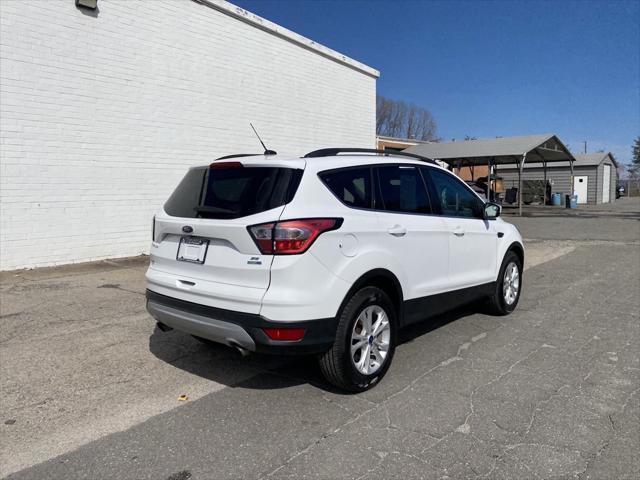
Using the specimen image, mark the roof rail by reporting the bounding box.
[303,148,436,165]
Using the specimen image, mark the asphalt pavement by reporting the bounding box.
[1,198,638,480]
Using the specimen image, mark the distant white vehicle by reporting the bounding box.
[146,148,524,391]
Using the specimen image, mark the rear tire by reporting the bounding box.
[319,286,397,392]
[486,251,522,315]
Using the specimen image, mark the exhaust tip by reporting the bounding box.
[156,321,173,333]
[228,341,250,357]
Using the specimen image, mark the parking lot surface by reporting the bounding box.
[1,198,639,479]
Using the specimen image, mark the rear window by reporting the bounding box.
[319,167,372,209]
[164,166,302,219]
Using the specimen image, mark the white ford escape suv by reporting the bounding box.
[146,148,524,392]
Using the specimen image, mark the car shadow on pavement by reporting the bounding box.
[148,304,481,394]
[147,325,306,386]
[397,304,477,346]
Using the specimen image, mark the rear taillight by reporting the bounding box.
[248,218,341,255]
[249,222,276,253]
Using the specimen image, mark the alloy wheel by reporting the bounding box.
[350,305,391,375]
[503,261,520,305]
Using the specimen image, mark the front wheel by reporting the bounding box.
[319,286,397,392]
[486,251,523,315]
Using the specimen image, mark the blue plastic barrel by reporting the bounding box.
[551,193,562,206]
[565,194,577,209]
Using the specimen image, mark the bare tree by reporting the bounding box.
[376,94,437,141]
[629,136,640,195]
[375,95,392,135]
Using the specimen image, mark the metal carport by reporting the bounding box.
[404,134,577,215]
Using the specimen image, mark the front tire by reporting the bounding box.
[319,287,397,392]
[486,251,522,315]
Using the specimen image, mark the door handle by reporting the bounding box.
[387,225,407,237]
[453,226,465,237]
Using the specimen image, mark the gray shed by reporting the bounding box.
[404,134,576,214]
[499,152,618,205]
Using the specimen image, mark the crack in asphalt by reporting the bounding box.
[575,387,640,480]
[523,384,571,438]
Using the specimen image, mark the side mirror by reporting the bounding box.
[483,202,501,220]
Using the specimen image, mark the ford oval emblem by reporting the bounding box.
[182,225,193,234]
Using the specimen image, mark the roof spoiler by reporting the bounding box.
[214,153,266,161]
[303,148,437,165]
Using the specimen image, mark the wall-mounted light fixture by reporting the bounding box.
[76,0,98,10]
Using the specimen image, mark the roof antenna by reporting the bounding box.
[250,123,277,156]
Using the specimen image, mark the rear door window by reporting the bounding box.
[164,165,302,219]
[375,165,432,214]
[319,167,372,209]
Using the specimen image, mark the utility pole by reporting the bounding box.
[582,141,587,154]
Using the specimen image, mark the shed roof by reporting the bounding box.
[573,152,618,168]
[404,134,575,165]
[500,151,618,170]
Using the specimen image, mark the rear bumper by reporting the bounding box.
[146,290,338,355]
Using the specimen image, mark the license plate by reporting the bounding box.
[176,237,209,264]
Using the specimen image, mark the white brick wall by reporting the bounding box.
[0,0,377,270]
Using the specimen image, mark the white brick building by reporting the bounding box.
[0,0,378,270]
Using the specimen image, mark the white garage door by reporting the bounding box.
[602,164,611,203]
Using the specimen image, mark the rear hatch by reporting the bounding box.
[149,158,305,313]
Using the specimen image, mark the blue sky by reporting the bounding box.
[233,0,639,166]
